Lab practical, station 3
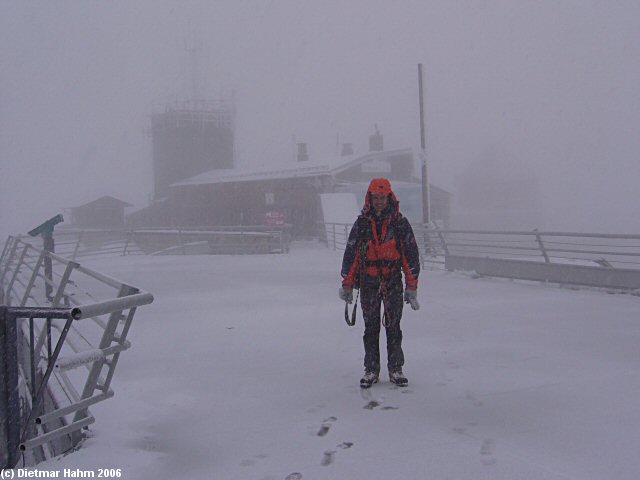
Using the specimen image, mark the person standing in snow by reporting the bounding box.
[339,178,421,388]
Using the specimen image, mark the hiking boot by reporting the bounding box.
[389,369,408,387]
[360,371,379,389]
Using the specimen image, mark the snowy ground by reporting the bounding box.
[33,241,640,480]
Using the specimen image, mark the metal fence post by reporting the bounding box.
[1,307,21,469]
[178,229,186,255]
[0,305,8,468]
[51,261,79,308]
[534,229,550,263]
[71,231,83,261]
[422,226,431,268]
[122,231,130,256]
[332,224,336,251]
[436,229,450,255]
[43,233,56,302]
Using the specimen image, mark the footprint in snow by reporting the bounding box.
[321,450,336,466]
[363,400,380,410]
[480,438,497,466]
[317,416,337,436]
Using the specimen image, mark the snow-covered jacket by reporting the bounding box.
[341,189,420,291]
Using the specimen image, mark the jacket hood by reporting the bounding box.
[362,178,400,217]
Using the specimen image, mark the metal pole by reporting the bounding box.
[0,306,9,468]
[122,231,132,256]
[178,229,186,255]
[418,63,430,226]
[332,224,336,251]
[71,231,83,261]
[0,307,21,469]
[43,232,54,302]
[534,229,550,263]
[18,315,75,456]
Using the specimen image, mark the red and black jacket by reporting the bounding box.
[341,191,420,291]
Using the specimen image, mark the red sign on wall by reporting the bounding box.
[265,211,286,225]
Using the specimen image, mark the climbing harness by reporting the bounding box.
[344,240,368,327]
[370,220,396,328]
[379,279,392,328]
[344,289,358,326]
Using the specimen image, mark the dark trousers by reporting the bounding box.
[360,277,404,373]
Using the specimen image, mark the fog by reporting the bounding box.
[1,0,639,236]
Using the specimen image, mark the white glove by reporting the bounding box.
[339,287,353,304]
[404,289,420,311]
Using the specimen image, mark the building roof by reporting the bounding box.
[71,195,133,211]
[170,148,415,187]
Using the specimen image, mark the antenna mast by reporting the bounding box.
[184,40,203,102]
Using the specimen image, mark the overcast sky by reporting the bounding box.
[1,0,639,235]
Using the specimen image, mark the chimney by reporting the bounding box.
[297,143,309,162]
[369,124,384,152]
[341,143,354,156]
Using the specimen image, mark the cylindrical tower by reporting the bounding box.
[151,98,235,199]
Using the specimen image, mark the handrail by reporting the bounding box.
[0,235,154,468]
[419,228,640,240]
[74,293,154,319]
[31,226,293,258]
[421,228,640,265]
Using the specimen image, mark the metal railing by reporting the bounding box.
[28,226,292,260]
[321,223,352,252]
[130,226,291,256]
[422,228,640,265]
[319,222,640,290]
[0,236,153,468]
[425,228,640,290]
